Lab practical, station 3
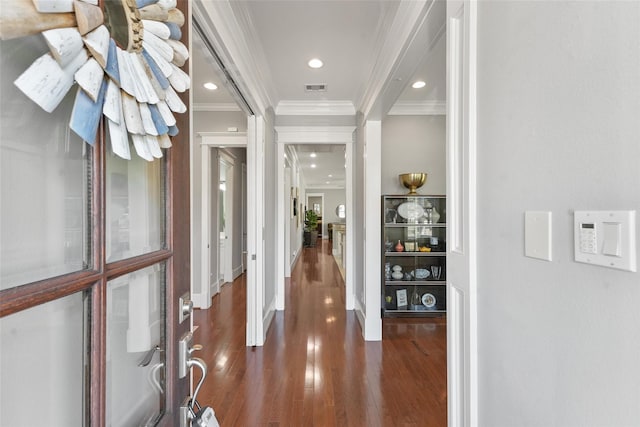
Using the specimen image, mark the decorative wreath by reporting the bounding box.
[0,0,190,161]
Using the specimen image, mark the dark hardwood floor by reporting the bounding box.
[192,240,447,427]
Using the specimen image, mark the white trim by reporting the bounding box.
[275,126,356,144]
[245,116,258,346]
[192,1,274,115]
[388,100,446,116]
[232,265,243,279]
[276,143,286,311]
[197,145,213,309]
[246,116,266,346]
[275,100,356,116]
[199,132,247,147]
[362,120,382,341]
[262,298,276,342]
[290,248,301,272]
[447,1,478,426]
[358,1,438,117]
[345,143,355,311]
[193,102,242,112]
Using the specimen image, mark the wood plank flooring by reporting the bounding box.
[192,240,447,427]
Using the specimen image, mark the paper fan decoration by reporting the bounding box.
[0,0,189,161]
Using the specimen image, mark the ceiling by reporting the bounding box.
[191,0,446,189]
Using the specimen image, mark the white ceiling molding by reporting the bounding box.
[306,184,346,190]
[276,101,356,116]
[275,126,356,144]
[193,1,276,116]
[193,103,243,112]
[388,100,446,115]
[357,0,438,117]
[199,132,248,146]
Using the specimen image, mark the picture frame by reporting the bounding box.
[396,289,408,308]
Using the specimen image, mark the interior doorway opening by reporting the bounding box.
[276,136,355,312]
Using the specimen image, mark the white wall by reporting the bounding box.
[381,115,446,195]
[476,2,640,426]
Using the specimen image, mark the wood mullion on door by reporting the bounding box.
[90,111,106,427]
[0,271,100,317]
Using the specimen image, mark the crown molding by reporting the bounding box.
[388,100,446,115]
[199,131,248,146]
[358,0,436,117]
[193,103,243,112]
[193,1,276,116]
[306,185,346,191]
[275,126,356,144]
[275,101,356,116]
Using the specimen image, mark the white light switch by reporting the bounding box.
[602,222,622,257]
[525,211,552,261]
[574,211,636,272]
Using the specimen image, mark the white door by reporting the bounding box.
[246,116,265,346]
[219,153,234,284]
[446,1,478,426]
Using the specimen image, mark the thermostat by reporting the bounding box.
[574,211,636,272]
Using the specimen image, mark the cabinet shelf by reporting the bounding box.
[385,251,446,257]
[382,194,447,318]
[384,223,446,227]
[385,281,446,286]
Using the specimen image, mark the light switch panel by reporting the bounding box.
[525,211,552,261]
[574,210,636,272]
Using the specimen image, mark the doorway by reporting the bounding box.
[275,130,356,312]
[218,152,234,286]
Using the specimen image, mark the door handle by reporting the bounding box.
[138,344,160,367]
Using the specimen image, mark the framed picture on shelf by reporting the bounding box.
[396,289,408,308]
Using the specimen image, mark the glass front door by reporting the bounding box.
[0,1,191,423]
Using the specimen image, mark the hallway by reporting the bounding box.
[193,240,447,426]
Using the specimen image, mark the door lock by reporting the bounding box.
[179,292,193,324]
[178,331,203,378]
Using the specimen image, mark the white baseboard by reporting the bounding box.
[262,299,276,340]
[354,298,365,333]
[290,248,301,272]
[232,265,243,279]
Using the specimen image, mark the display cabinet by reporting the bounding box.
[382,195,446,317]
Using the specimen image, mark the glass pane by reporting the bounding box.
[0,292,88,426]
[106,151,165,262]
[106,263,165,426]
[0,36,90,290]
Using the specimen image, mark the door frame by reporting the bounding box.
[275,127,356,312]
[197,133,247,309]
[446,0,478,426]
[218,151,235,284]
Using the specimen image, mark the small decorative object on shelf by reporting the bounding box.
[382,194,446,317]
[399,173,427,195]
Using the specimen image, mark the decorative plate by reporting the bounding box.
[412,269,430,279]
[422,293,436,308]
[396,202,424,220]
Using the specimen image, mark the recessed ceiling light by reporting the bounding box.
[311,164,317,168]
[412,80,426,89]
[310,152,317,158]
[328,174,332,178]
[308,58,323,69]
[204,82,218,90]
[326,181,330,184]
